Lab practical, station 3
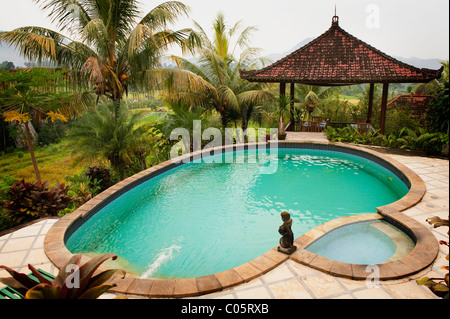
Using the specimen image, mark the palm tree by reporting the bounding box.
[165,13,271,130]
[0,0,201,119]
[67,103,149,179]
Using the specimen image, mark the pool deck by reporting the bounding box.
[0,140,448,299]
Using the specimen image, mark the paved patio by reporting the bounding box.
[0,143,448,299]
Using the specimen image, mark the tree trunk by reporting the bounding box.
[113,99,121,121]
[25,121,41,183]
[220,111,228,130]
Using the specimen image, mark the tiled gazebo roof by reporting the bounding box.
[240,16,443,85]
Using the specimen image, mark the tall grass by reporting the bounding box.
[0,139,96,185]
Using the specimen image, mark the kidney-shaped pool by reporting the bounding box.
[66,147,409,279]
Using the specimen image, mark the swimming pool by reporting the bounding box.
[65,146,409,279]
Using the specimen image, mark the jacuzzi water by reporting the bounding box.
[306,220,415,264]
[66,148,409,279]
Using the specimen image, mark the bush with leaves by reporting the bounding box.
[64,173,101,206]
[0,253,125,299]
[416,216,449,298]
[3,179,74,224]
[324,126,447,154]
[84,166,112,192]
[68,103,153,180]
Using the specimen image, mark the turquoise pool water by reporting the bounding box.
[66,148,409,279]
[306,220,413,264]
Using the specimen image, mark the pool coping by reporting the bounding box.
[43,141,439,298]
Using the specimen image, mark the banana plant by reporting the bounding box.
[0,253,125,299]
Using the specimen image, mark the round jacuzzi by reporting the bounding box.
[306,220,415,264]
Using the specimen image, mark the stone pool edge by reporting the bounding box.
[43,141,439,298]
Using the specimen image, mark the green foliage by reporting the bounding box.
[324,126,448,154]
[84,166,112,192]
[0,61,15,71]
[425,81,449,134]
[67,103,152,179]
[3,179,74,224]
[316,94,356,122]
[385,106,421,136]
[0,254,125,299]
[64,173,98,207]
[0,175,18,231]
[416,216,449,298]
[28,181,72,217]
[37,119,67,147]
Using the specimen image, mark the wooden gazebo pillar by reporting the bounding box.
[379,83,389,135]
[289,83,295,129]
[366,83,375,124]
[279,82,286,133]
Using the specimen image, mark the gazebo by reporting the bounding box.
[240,15,443,134]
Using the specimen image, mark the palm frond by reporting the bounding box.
[139,1,190,29]
[35,0,92,35]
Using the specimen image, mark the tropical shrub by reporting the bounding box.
[416,216,449,298]
[316,95,355,122]
[84,166,112,192]
[0,175,17,231]
[3,179,74,224]
[64,173,101,205]
[425,81,449,134]
[28,182,72,217]
[385,106,421,136]
[67,103,152,180]
[0,254,125,299]
[324,126,448,154]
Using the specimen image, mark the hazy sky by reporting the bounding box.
[0,0,448,60]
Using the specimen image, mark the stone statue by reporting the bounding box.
[277,211,297,255]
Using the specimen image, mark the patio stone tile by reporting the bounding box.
[10,225,42,238]
[234,286,272,299]
[261,263,295,284]
[1,236,35,252]
[24,249,51,266]
[384,281,437,299]
[0,250,27,268]
[286,260,320,277]
[301,273,345,298]
[269,279,313,299]
[427,180,449,188]
[335,277,369,291]
[352,287,394,299]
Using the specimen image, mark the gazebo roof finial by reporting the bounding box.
[332,4,339,26]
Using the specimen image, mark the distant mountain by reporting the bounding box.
[265,37,314,62]
[393,56,443,70]
[264,38,444,70]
